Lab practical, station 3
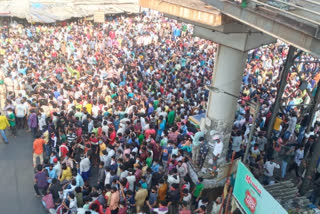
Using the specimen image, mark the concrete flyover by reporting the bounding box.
[139,0,320,187]
[140,0,320,57]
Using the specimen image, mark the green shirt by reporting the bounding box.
[167,111,175,125]
[193,183,204,198]
[153,100,159,110]
[182,24,187,32]
[138,134,145,144]
[8,113,15,126]
[146,157,152,167]
[60,134,66,143]
[111,93,117,99]
[160,138,168,147]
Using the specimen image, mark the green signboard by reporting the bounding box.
[233,161,287,214]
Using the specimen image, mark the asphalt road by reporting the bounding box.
[0,129,46,214]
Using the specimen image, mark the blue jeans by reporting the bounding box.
[283,131,291,140]
[272,130,280,138]
[44,144,51,157]
[0,129,8,143]
[281,160,288,178]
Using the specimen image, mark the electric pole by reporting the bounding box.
[300,82,320,195]
[267,46,298,139]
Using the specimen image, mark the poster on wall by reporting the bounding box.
[233,161,287,214]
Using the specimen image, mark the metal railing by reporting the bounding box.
[250,0,320,26]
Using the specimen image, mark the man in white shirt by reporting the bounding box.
[15,100,27,129]
[211,135,223,175]
[127,170,136,192]
[263,158,280,185]
[53,158,61,178]
[288,145,304,178]
[80,156,91,181]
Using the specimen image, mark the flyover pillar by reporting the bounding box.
[193,25,276,179]
[205,44,247,162]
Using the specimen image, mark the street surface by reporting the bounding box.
[0,130,46,214]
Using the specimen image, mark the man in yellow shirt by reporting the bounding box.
[99,140,106,159]
[273,113,283,138]
[0,112,10,144]
[59,163,72,182]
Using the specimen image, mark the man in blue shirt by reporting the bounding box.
[45,164,57,183]
[72,169,84,187]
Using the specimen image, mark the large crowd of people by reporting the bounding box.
[0,9,320,214]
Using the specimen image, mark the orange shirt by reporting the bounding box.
[157,183,168,201]
[33,138,45,154]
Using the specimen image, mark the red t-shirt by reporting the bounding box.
[109,131,116,145]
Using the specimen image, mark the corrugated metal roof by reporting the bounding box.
[265,180,318,213]
[0,0,139,23]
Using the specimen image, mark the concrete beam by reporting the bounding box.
[194,25,276,52]
[202,0,320,57]
[139,0,222,27]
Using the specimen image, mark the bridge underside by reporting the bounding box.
[140,0,320,57]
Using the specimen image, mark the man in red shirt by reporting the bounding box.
[108,128,116,145]
[59,142,69,158]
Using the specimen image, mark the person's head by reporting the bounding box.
[105,184,111,191]
[299,145,304,150]
[200,205,206,212]
[62,163,67,170]
[151,186,157,194]
[159,200,167,207]
[136,183,142,189]
[196,135,204,142]
[75,186,82,193]
[198,177,203,183]
[269,157,275,163]
[182,188,189,196]
[216,196,222,204]
[181,201,188,208]
[111,186,117,193]
[36,132,42,139]
[37,164,43,172]
[99,161,104,168]
[126,190,133,197]
[49,163,53,170]
[68,193,75,200]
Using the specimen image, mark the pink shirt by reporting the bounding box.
[109,191,120,211]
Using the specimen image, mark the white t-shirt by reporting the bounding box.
[213,142,223,157]
[16,103,26,117]
[127,175,136,191]
[91,105,100,118]
[264,161,280,177]
[183,193,192,203]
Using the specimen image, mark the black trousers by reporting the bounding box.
[16,116,26,129]
[288,162,300,177]
[111,208,118,214]
[34,184,47,196]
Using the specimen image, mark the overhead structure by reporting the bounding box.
[139,0,320,188]
[201,0,320,57]
[0,0,140,23]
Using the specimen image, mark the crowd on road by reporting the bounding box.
[0,11,214,214]
[0,9,320,214]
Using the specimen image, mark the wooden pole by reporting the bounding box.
[303,81,320,145]
[219,152,235,214]
[243,101,260,163]
[224,187,233,214]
